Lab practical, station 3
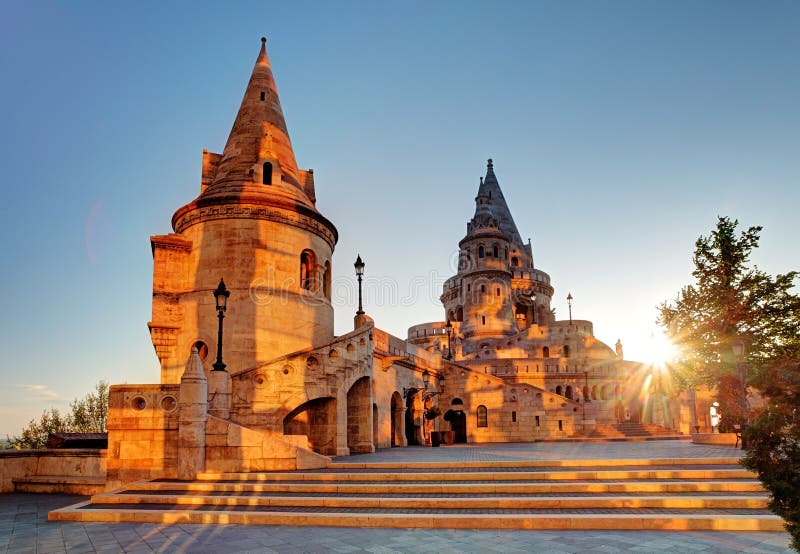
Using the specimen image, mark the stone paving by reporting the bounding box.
[0,494,792,553]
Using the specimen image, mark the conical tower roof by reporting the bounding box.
[473,159,524,247]
[204,38,307,201]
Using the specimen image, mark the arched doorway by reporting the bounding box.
[283,397,336,455]
[405,391,420,446]
[390,392,404,447]
[445,409,467,443]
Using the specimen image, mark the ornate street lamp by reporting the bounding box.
[567,292,573,324]
[212,278,230,372]
[354,254,365,316]
[445,319,453,360]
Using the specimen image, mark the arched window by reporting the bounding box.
[543,346,550,358]
[455,306,463,322]
[323,260,331,298]
[481,315,486,325]
[583,385,590,400]
[262,162,273,185]
[496,288,501,296]
[481,285,486,293]
[192,340,209,361]
[478,245,485,258]
[511,257,519,267]
[493,244,499,257]
[300,250,316,291]
[451,398,464,406]
[565,385,573,399]
[555,385,562,396]
[563,345,570,358]
[476,405,488,428]
[591,385,597,400]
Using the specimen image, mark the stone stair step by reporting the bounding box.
[13,475,107,495]
[89,492,770,510]
[325,457,743,469]
[194,468,754,482]
[49,501,785,531]
[125,480,764,494]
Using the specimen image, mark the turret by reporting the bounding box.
[149,38,337,383]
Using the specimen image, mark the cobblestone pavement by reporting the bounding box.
[333,441,743,463]
[1,494,792,553]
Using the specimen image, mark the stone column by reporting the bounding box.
[208,369,231,420]
[178,347,207,480]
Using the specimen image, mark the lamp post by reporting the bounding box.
[732,339,748,447]
[567,292,573,325]
[445,319,453,360]
[354,254,365,316]
[212,278,230,372]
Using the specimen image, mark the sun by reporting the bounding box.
[644,330,679,370]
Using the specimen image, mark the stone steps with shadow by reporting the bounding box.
[48,456,784,531]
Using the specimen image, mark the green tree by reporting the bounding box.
[659,216,800,548]
[7,381,109,449]
[659,217,800,410]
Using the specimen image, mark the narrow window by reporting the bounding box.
[260,91,265,101]
[477,406,488,428]
[558,420,563,431]
[511,411,517,423]
[543,346,550,358]
[564,345,570,358]
[481,316,486,325]
[323,261,331,299]
[300,250,316,291]
[565,386,573,399]
[481,285,486,293]
[496,288,500,296]
[511,257,519,267]
[535,415,540,427]
[493,245,499,257]
[478,246,485,258]
[262,162,273,185]
[467,284,471,292]
[556,385,562,396]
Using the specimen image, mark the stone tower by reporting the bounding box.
[149,38,338,383]
[441,160,555,343]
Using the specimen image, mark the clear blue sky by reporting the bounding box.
[1,1,798,437]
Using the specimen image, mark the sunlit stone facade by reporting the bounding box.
[105,39,690,486]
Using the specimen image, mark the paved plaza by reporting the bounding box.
[1,441,793,553]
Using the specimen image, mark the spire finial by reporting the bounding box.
[261,36,267,44]
[479,176,483,185]
[487,158,493,169]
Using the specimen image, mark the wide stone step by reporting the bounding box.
[90,492,770,510]
[125,479,764,494]
[326,457,742,469]
[49,502,785,531]
[194,468,754,482]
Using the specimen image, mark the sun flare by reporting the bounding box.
[644,330,679,369]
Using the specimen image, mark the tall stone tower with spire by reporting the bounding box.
[149,38,338,383]
[441,160,555,346]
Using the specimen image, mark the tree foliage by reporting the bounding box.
[659,217,800,392]
[7,381,109,449]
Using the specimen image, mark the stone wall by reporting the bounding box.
[0,449,106,494]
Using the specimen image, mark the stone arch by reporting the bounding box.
[565,385,573,400]
[455,306,463,321]
[346,376,372,454]
[283,397,336,455]
[390,391,404,447]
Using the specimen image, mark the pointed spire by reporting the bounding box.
[209,37,300,192]
[472,159,525,247]
[183,346,206,380]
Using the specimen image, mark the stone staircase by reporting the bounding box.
[577,422,685,440]
[49,456,783,531]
